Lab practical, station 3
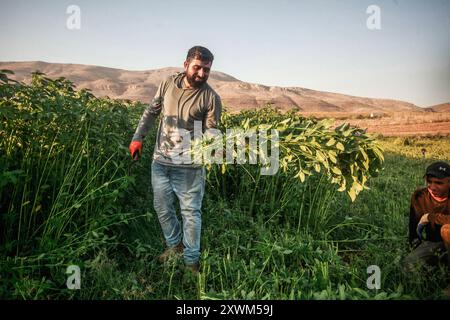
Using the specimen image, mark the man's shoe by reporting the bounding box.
[443,284,450,297]
[184,262,200,274]
[157,242,184,263]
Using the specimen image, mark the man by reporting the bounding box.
[129,46,222,273]
[405,161,450,295]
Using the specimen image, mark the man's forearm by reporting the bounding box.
[429,213,450,226]
[132,97,162,141]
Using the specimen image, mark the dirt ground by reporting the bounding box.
[303,112,450,137]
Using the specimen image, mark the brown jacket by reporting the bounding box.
[409,187,450,245]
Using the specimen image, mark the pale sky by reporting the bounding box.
[0,0,449,107]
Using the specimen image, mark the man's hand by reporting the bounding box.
[129,140,142,160]
[419,213,429,225]
[416,213,430,240]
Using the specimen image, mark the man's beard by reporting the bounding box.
[185,72,207,88]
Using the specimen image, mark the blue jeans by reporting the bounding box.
[151,161,205,265]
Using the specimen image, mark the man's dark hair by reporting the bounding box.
[186,46,214,63]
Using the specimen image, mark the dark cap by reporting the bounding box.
[425,161,450,179]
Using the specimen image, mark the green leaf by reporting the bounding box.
[279,118,291,126]
[332,167,342,175]
[348,188,357,202]
[336,142,345,151]
[343,129,352,137]
[300,145,309,153]
[326,138,336,147]
[284,133,293,142]
[360,149,368,161]
[295,171,306,182]
[329,153,337,164]
[315,151,325,162]
[352,181,364,192]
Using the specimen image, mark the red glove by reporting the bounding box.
[129,140,142,160]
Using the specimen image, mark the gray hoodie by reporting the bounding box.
[132,72,222,167]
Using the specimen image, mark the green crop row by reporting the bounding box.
[1,70,447,300]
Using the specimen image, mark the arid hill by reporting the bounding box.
[0,61,427,114]
[429,102,450,113]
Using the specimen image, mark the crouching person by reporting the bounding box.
[404,161,450,295]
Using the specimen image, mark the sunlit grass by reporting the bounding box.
[1,71,449,300]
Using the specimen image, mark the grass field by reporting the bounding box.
[1,72,450,300]
[63,136,450,300]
